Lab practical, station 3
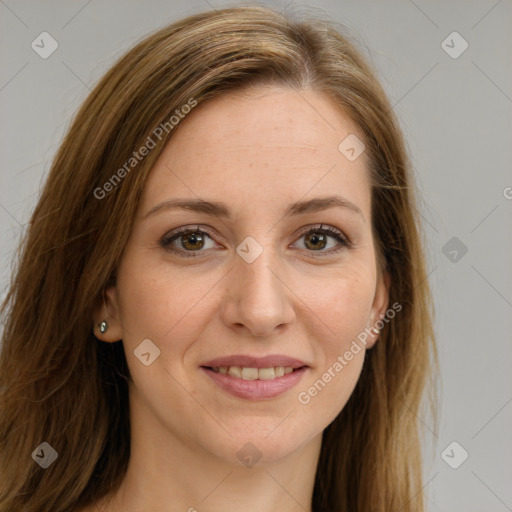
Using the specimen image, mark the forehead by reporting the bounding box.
[141,86,371,221]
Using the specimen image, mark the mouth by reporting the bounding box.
[199,356,309,399]
[202,365,305,380]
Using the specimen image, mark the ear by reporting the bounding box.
[92,285,123,342]
[366,269,391,349]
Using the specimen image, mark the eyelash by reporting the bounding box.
[159,224,352,259]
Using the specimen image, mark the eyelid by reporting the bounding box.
[159,225,221,257]
[294,224,351,247]
[160,223,351,257]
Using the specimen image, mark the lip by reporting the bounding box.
[200,354,308,369]
[200,366,308,400]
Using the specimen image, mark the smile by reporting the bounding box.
[201,365,308,399]
[210,366,295,380]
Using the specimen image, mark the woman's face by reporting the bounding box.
[99,85,389,466]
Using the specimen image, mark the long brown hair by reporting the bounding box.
[0,5,437,511]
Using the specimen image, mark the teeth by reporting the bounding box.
[274,366,285,377]
[258,367,275,380]
[227,366,241,378]
[241,367,259,380]
[212,366,296,380]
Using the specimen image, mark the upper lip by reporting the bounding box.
[201,355,309,369]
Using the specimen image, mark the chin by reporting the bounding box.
[208,422,316,467]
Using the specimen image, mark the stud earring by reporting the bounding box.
[372,327,380,335]
[99,321,108,334]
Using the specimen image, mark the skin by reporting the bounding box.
[89,85,390,512]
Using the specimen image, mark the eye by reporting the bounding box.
[160,226,218,258]
[292,224,351,255]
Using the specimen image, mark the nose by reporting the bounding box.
[219,246,296,338]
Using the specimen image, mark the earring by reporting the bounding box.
[99,321,108,334]
[372,327,380,335]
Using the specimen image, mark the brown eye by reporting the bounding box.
[303,232,327,251]
[294,225,351,255]
[160,226,217,257]
[181,231,205,251]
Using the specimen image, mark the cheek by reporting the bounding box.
[115,257,221,354]
[294,267,374,414]
[305,264,376,342]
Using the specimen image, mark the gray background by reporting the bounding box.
[1,0,511,510]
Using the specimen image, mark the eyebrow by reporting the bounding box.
[143,195,365,221]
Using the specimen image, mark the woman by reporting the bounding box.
[0,4,437,511]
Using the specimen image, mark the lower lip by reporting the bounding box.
[200,367,308,400]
